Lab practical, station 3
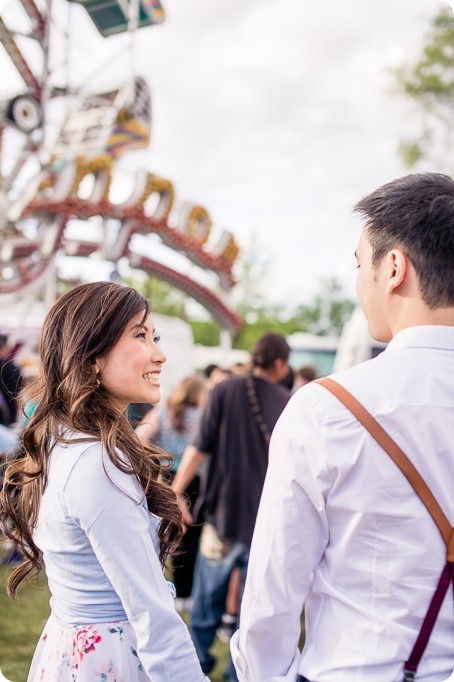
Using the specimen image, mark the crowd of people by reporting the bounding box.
[0,171,453,682]
[0,335,22,495]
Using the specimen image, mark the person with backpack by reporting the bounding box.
[172,333,291,680]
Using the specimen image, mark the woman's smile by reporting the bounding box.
[95,312,166,410]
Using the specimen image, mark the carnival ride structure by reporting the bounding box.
[0,0,243,338]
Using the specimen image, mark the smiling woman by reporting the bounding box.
[0,282,207,682]
[95,313,166,411]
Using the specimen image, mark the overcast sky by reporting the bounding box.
[0,0,450,311]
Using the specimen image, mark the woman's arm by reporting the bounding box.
[65,445,206,681]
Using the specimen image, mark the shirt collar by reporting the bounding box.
[385,325,454,353]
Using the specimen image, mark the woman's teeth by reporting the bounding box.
[143,372,159,382]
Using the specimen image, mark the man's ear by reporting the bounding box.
[385,249,408,294]
[274,358,288,379]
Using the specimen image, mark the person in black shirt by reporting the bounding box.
[0,335,22,426]
[172,333,291,680]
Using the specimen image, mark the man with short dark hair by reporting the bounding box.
[231,173,454,682]
[172,333,291,680]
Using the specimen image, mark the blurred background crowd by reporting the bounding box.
[0,328,316,591]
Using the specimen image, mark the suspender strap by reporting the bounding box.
[317,378,452,548]
[404,562,453,679]
[316,377,454,680]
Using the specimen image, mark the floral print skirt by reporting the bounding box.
[28,616,151,681]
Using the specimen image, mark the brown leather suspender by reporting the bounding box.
[317,377,454,682]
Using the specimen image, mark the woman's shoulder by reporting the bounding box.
[50,437,103,485]
[52,436,140,500]
[55,441,146,527]
[51,434,102,464]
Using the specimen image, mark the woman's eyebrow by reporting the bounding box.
[131,323,156,334]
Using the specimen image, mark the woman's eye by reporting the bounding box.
[153,335,161,344]
[137,332,147,339]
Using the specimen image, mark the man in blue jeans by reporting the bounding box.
[191,536,249,680]
[172,333,291,680]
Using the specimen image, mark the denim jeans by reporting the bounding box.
[190,540,249,681]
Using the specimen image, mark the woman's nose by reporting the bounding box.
[154,346,166,364]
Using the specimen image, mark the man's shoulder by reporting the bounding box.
[213,375,248,396]
[329,353,384,385]
[306,349,410,420]
[292,354,387,418]
[256,377,290,402]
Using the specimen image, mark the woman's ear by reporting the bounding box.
[93,360,103,379]
[93,362,101,388]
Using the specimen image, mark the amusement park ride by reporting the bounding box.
[0,0,243,339]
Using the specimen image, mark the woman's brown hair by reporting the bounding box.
[167,375,207,433]
[0,281,182,598]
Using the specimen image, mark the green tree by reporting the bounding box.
[232,278,356,351]
[396,7,454,172]
[232,305,303,351]
[295,278,356,337]
[189,320,220,346]
[125,275,187,318]
[126,266,355,352]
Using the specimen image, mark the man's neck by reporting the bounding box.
[252,367,278,384]
[392,304,454,337]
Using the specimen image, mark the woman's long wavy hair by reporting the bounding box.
[0,282,183,598]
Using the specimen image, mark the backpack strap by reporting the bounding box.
[317,377,454,681]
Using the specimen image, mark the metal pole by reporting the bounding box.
[127,0,139,103]
[38,0,52,167]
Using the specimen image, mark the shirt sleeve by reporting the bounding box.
[192,383,223,454]
[186,407,202,445]
[231,386,331,682]
[64,444,206,682]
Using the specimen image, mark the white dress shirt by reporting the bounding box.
[231,326,454,682]
[35,436,206,681]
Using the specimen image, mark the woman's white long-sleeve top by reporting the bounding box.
[35,435,205,681]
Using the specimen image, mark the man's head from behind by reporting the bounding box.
[354,173,454,340]
[251,333,290,383]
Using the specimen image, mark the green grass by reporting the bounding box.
[1,559,305,682]
[180,611,230,682]
[0,565,50,682]
[0,564,229,682]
